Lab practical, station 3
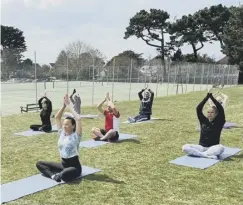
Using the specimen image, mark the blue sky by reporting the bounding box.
[1,0,242,65]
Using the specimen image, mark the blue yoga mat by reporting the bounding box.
[79,133,137,148]
[170,147,242,169]
[14,125,58,137]
[1,165,101,204]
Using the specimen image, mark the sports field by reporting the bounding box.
[0,81,233,116]
[1,86,243,205]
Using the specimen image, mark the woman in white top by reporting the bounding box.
[208,92,228,109]
[36,94,82,182]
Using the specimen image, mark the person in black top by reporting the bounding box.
[128,87,154,123]
[182,92,226,159]
[30,94,52,132]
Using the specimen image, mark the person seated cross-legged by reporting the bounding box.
[183,92,226,159]
[128,87,154,123]
[91,93,120,142]
[36,94,82,182]
[30,93,52,132]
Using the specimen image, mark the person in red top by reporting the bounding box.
[91,93,120,141]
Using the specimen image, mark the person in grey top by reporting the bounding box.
[70,89,81,114]
[64,89,81,118]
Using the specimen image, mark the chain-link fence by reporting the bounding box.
[1,56,240,116]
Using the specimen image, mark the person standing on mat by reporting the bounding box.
[91,92,120,141]
[36,94,82,182]
[64,89,81,118]
[128,87,154,123]
[30,93,52,132]
[183,92,226,159]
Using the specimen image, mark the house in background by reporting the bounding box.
[217,56,229,64]
[217,56,243,84]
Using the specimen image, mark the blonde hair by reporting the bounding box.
[144,91,151,98]
[210,105,218,114]
[216,96,223,104]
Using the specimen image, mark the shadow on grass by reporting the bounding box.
[223,158,234,161]
[114,139,140,144]
[152,118,173,121]
[85,174,126,184]
[232,153,243,159]
[65,174,126,185]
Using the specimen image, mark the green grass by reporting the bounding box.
[1,86,243,205]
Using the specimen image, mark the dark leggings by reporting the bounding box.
[134,114,150,122]
[30,124,52,132]
[36,156,82,182]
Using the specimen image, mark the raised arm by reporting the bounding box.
[209,94,225,120]
[196,93,210,121]
[55,103,66,130]
[77,95,81,105]
[64,94,82,136]
[148,89,154,103]
[208,98,214,107]
[97,99,106,114]
[138,89,145,100]
[70,89,76,104]
[43,97,52,113]
[38,97,44,109]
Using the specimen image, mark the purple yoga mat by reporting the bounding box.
[223,122,238,129]
[196,122,238,131]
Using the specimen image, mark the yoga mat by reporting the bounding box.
[169,147,242,169]
[122,120,153,124]
[62,114,99,120]
[79,133,137,148]
[14,125,58,137]
[1,166,101,204]
[196,122,239,131]
[79,140,109,148]
[122,117,162,124]
[223,122,238,129]
[80,114,99,119]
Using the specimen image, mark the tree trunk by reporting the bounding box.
[161,30,166,78]
[191,43,198,60]
[214,32,224,48]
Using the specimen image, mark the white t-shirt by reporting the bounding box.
[57,129,81,159]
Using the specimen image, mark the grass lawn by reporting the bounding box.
[1,86,243,205]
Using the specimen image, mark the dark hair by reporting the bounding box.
[64,116,76,132]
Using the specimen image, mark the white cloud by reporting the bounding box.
[25,0,64,9]
[2,0,64,9]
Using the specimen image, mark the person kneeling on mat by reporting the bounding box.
[91,92,120,141]
[36,94,82,182]
[30,93,52,132]
[183,92,226,159]
[128,87,154,123]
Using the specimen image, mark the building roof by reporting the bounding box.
[217,56,229,64]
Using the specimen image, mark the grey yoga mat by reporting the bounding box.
[79,133,137,148]
[1,165,101,204]
[122,117,162,124]
[14,125,58,137]
[169,147,242,169]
